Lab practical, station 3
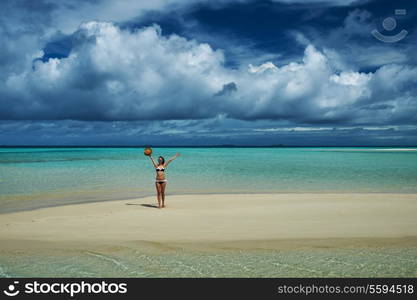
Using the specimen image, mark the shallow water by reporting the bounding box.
[1,147,417,213]
[1,246,416,277]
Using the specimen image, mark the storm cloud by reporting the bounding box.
[1,20,416,125]
[0,0,416,145]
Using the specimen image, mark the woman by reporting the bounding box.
[149,153,180,208]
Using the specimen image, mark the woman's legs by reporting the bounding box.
[160,182,167,207]
[155,182,162,208]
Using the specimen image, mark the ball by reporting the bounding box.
[144,148,152,156]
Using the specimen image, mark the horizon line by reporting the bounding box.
[1,145,417,148]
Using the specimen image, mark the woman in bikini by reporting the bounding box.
[149,153,180,208]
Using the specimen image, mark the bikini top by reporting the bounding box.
[156,167,165,172]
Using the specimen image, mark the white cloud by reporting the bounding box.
[1,20,416,127]
[248,62,278,73]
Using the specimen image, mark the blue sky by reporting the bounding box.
[0,0,416,146]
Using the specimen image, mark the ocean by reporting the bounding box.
[1,146,417,277]
[1,244,416,277]
[1,147,417,213]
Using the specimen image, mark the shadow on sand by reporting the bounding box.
[126,203,159,209]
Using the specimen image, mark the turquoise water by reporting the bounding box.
[1,147,417,213]
[1,245,416,277]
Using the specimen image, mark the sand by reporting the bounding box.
[1,193,417,252]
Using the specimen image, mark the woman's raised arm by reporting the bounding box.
[165,153,180,167]
[149,155,158,168]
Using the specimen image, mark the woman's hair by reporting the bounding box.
[158,156,165,165]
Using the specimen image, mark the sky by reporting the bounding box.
[0,0,416,146]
